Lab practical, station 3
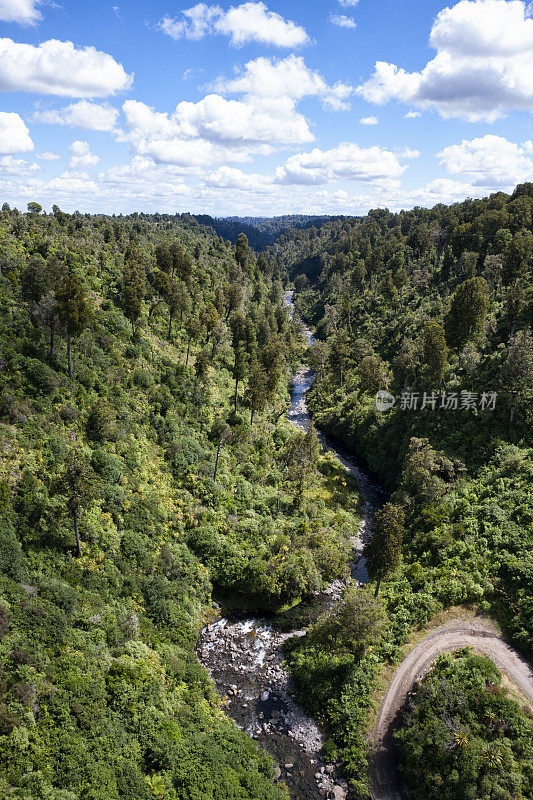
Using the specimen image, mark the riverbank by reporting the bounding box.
[196,292,383,800]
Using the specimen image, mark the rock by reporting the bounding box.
[325,765,334,775]
[260,690,270,701]
[273,767,281,780]
[284,763,294,770]
[330,788,347,800]
[315,772,322,780]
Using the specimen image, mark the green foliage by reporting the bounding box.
[395,651,533,800]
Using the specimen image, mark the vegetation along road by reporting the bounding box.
[370,616,533,800]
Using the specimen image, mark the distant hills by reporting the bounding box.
[193,213,343,249]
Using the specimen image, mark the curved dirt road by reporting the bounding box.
[369,616,533,800]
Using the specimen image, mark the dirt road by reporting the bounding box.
[369,616,533,800]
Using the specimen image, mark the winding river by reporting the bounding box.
[197,292,384,800]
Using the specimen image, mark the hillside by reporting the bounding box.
[278,185,533,799]
[0,205,360,800]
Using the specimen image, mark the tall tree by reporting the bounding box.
[122,245,146,334]
[445,277,490,349]
[56,449,95,557]
[498,329,533,427]
[423,321,447,382]
[55,272,91,378]
[364,502,405,596]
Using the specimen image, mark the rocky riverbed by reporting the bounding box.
[196,292,383,800]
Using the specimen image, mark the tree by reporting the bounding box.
[445,277,489,349]
[364,502,405,596]
[155,242,172,273]
[329,331,351,386]
[55,272,91,378]
[184,315,201,366]
[309,586,385,655]
[423,321,447,382]
[122,246,146,334]
[27,201,42,215]
[502,230,533,285]
[358,354,388,394]
[56,449,95,557]
[170,241,192,284]
[498,329,533,427]
[235,233,250,271]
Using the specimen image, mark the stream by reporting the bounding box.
[197,291,384,800]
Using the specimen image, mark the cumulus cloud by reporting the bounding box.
[37,151,60,160]
[0,111,33,154]
[0,0,41,24]
[204,165,273,191]
[213,55,353,110]
[360,115,378,125]
[405,110,421,118]
[0,155,39,174]
[159,2,309,47]
[118,94,313,167]
[357,0,533,121]
[69,140,99,169]
[330,14,356,28]
[34,100,119,131]
[438,134,533,188]
[0,37,133,97]
[274,142,407,185]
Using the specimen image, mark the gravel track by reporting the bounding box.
[369,616,533,800]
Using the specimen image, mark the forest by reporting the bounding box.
[0,185,531,800]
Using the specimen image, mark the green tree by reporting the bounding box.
[445,277,489,349]
[498,329,533,427]
[56,449,95,557]
[122,246,146,334]
[364,502,405,596]
[358,354,388,394]
[55,272,91,378]
[423,321,447,382]
[309,586,385,656]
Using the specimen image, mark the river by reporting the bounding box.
[197,291,383,800]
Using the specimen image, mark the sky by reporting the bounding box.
[0,0,532,216]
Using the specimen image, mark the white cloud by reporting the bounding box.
[37,151,60,160]
[338,0,359,6]
[0,155,39,174]
[33,100,119,131]
[360,115,378,125]
[102,156,192,196]
[213,54,353,110]
[405,110,421,118]
[398,147,420,159]
[0,0,41,25]
[118,94,313,167]
[358,0,533,121]
[46,171,99,195]
[274,142,407,185]
[159,2,309,47]
[204,165,273,191]
[0,112,33,154]
[330,14,357,28]
[0,37,133,97]
[69,140,99,169]
[438,134,533,188]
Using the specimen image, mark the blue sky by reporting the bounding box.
[0,0,532,215]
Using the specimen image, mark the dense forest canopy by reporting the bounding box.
[0,183,531,800]
[0,203,362,800]
[281,185,532,799]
